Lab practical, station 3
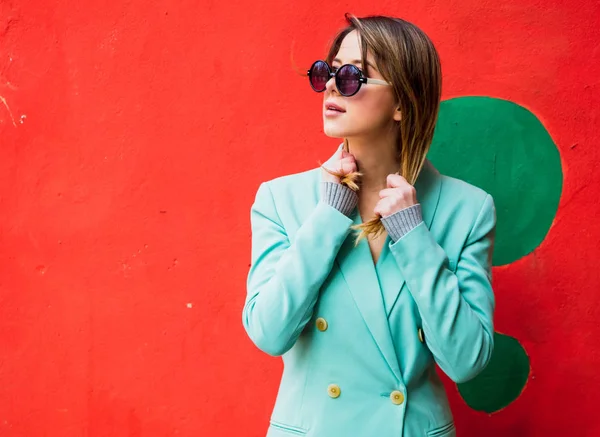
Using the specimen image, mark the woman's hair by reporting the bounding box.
[320,13,442,244]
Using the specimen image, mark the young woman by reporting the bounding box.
[243,14,496,437]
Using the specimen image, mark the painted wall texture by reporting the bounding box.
[1,0,599,436]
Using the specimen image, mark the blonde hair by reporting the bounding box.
[320,14,442,244]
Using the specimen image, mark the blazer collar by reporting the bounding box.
[310,158,441,225]
[333,158,442,383]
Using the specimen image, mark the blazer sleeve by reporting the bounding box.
[388,194,496,383]
[242,181,354,356]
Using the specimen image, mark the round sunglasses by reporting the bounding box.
[307,60,391,97]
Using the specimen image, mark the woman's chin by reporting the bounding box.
[323,123,349,139]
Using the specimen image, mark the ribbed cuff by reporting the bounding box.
[381,204,423,242]
[320,182,358,217]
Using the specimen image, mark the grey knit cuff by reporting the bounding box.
[320,182,358,217]
[381,204,423,242]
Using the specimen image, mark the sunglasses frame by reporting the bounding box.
[307,60,391,97]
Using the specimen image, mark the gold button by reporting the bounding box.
[418,328,425,343]
[316,317,328,332]
[390,390,404,405]
[327,384,341,398]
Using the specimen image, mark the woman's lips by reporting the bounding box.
[324,101,346,117]
[324,108,345,117]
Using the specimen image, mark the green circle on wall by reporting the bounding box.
[427,97,563,266]
[457,332,530,413]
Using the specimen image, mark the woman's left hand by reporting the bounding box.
[374,174,418,218]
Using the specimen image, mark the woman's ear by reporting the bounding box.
[393,107,402,122]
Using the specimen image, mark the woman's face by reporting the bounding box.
[323,30,400,139]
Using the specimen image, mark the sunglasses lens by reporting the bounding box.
[309,61,329,92]
[336,65,361,96]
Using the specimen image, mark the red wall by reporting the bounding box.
[1,0,599,436]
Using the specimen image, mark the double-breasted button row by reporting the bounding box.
[326,384,405,405]
[318,317,411,406]
[318,317,423,345]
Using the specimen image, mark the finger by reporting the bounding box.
[340,159,357,174]
[378,188,397,198]
[373,199,387,217]
[373,202,381,217]
[387,173,408,188]
[325,145,344,167]
[342,150,357,160]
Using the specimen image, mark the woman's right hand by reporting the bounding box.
[321,145,358,184]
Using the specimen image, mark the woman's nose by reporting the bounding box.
[325,74,338,94]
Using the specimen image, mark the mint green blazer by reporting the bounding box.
[243,159,496,437]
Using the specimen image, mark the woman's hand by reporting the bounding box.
[321,145,358,184]
[374,174,418,218]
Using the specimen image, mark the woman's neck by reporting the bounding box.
[345,134,401,193]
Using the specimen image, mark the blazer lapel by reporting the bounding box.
[335,210,403,383]
[314,159,441,383]
[378,159,442,316]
